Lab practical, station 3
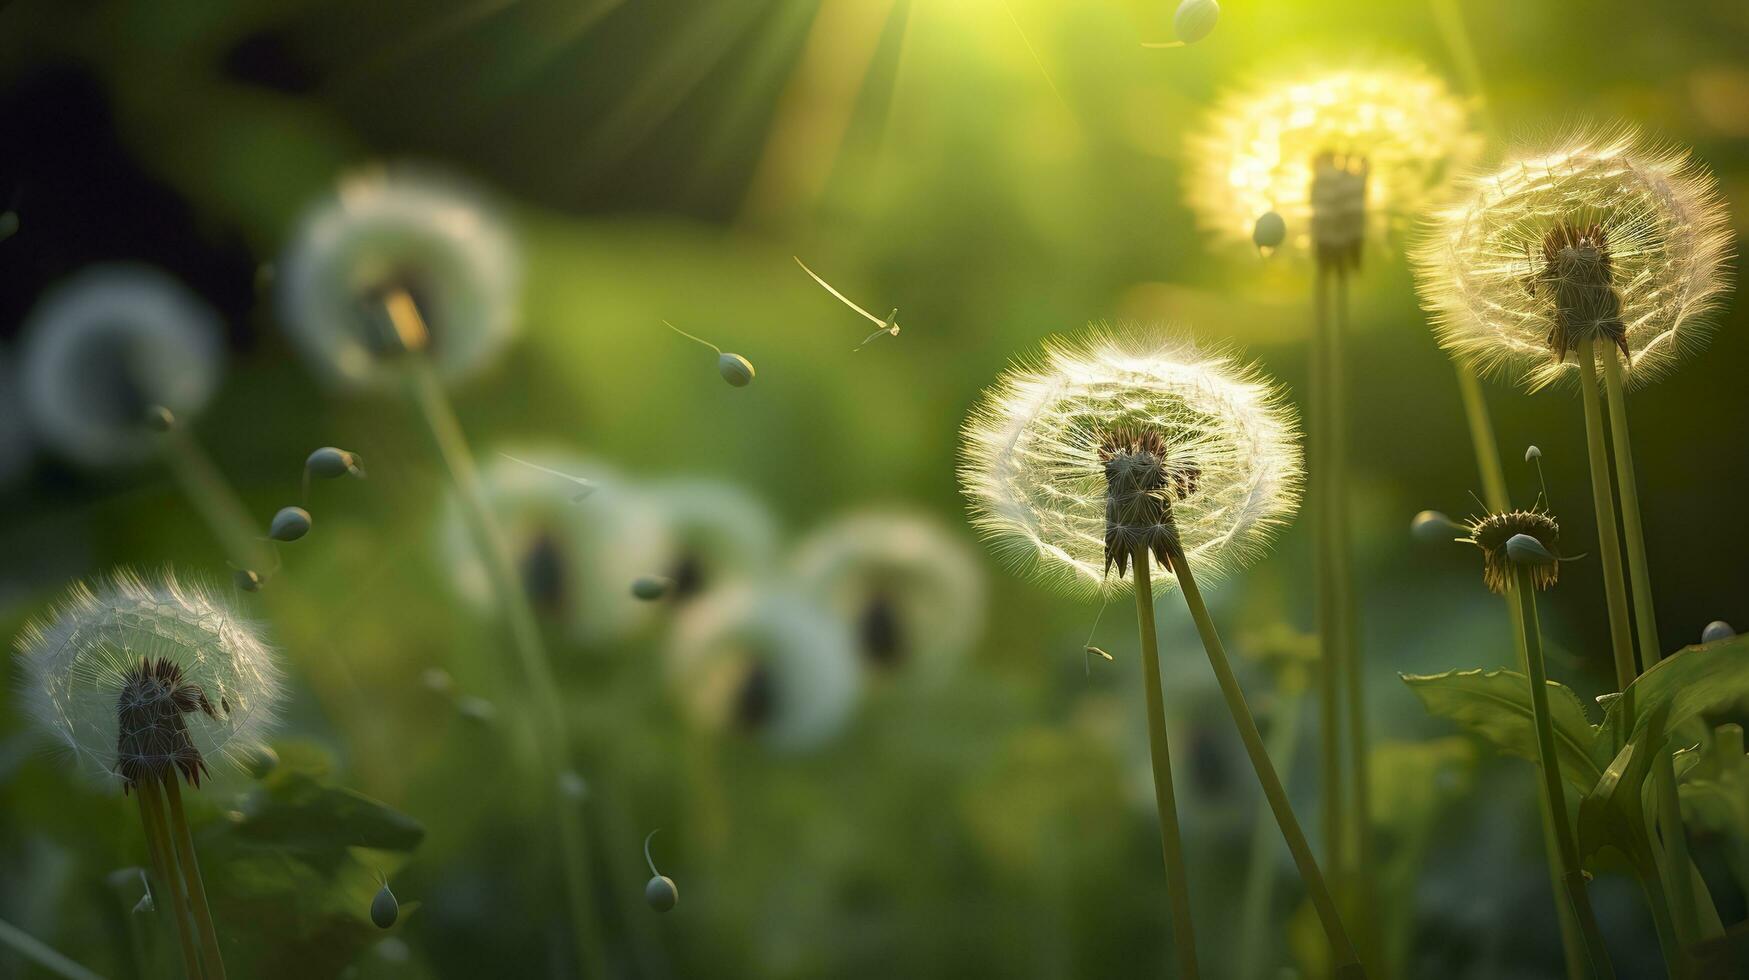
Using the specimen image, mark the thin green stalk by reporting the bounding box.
[1574,338,1638,695]
[1235,676,1304,980]
[1638,847,1684,979]
[1454,365,1510,513]
[1312,265,1345,878]
[1597,351,1660,664]
[1164,539,1363,977]
[1652,750,1702,955]
[0,917,104,980]
[138,780,205,980]
[1131,548,1201,980]
[407,360,604,980]
[159,429,273,572]
[162,776,226,980]
[1512,566,1616,980]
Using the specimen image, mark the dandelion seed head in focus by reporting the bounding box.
[277,167,520,390]
[958,327,1303,596]
[1462,508,1562,594]
[19,265,223,466]
[1414,126,1734,391]
[1186,59,1480,260]
[15,569,282,791]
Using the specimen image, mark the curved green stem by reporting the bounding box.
[1513,566,1617,980]
[408,360,604,980]
[138,780,205,980]
[1131,549,1201,979]
[1597,351,1659,663]
[1575,338,1638,696]
[1235,676,1304,980]
[1312,266,1345,878]
[0,917,103,980]
[1165,540,1363,976]
[162,777,226,980]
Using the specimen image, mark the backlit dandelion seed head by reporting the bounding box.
[791,510,987,682]
[1186,60,1480,258]
[666,587,861,753]
[1414,127,1734,391]
[641,478,780,603]
[959,328,1303,596]
[14,570,282,791]
[277,167,520,390]
[19,265,223,466]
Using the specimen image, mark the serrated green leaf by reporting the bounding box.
[1401,668,1601,790]
[1596,634,1749,768]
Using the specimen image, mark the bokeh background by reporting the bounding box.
[2,1,1747,978]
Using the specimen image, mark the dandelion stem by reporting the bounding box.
[1597,350,1660,665]
[1575,337,1638,697]
[162,775,226,980]
[1454,364,1510,513]
[158,428,273,572]
[1312,265,1345,881]
[407,358,605,980]
[1235,672,1304,980]
[1164,539,1364,977]
[1129,548,1201,980]
[0,917,103,980]
[1512,564,1616,980]
[137,779,206,980]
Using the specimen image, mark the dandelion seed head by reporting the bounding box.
[791,510,987,681]
[666,587,860,753]
[640,478,779,603]
[1414,126,1734,391]
[1462,508,1562,593]
[958,327,1303,596]
[1187,60,1480,259]
[19,265,223,466]
[14,569,282,791]
[277,167,520,390]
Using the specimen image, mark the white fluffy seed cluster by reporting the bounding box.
[1413,127,1735,392]
[14,570,282,790]
[958,328,1303,596]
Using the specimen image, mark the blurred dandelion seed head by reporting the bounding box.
[1414,127,1734,391]
[1187,60,1480,258]
[15,570,282,791]
[641,479,780,603]
[19,265,223,466]
[791,510,987,681]
[958,328,1303,596]
[278,168,520,390]
[1462,508,1561,593]
[666,587,861,753]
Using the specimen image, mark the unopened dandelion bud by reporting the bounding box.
[306,446,365,480]
[643,830,678,912]
[145,405,175,432]
[1411,509,1459,543]
[1525,445,1542,462]
[1702,620,1736,644]
[632,575,673,601]
[1174,0,1219,44]
[371,879,399,929]
[269,506,312,542]
[1252,211,1286,253]
[718,352,755,387]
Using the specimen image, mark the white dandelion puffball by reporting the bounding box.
[18,265,223,466]
[1186,60,1480,257]
[14,570,282,791]
[439,451,666,646]
[277,168,520,390]
[959,329,1304,596]
[790,509,987,681]
[666,587,861,753]
[1414,127,1734,391]
[641,478,780,602]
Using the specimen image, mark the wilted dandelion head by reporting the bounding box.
[1461,508,1562,594]
[641,478,780,603]
[1414,127,1734,391]
[14,570,281,791]
[959,328,1303,596]
[19,265,223,466]
[439,451,665,645]
[791,510,987,681]
[665,587,861,753]
[277,167,519,390]
[1187,60,1480,261]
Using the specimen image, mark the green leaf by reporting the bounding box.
[1577,701,1669,874]
[1401,668,1601,790]
[1596,634,1749,767]
[232,771,425,858]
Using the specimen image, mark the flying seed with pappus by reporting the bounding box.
[1703,621,1736,644]
[664,320,755,387]
[1524,445,1552,507]
[269,506,312,542]
[643,829,678,912]
[371,875,398,929]
[1411,509,1461,543]
[793,257,901,351]
[499,453,597,501]
[631,575,672,601]
[132,870,154,914]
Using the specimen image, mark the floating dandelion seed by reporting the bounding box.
[640,478,780,603]
[269,506,312,542]
[500,453,597,502]
[794,257,900,351]
[371,875,399,929]
[14,570,282,790]
[642,830,678,912]
[277,168,519,390]
[306,447,366,481]
[663,320,756,387]
[791,510,986,681]
[1143,0,1220,48]
[1186,61,1480,259]
[666,587,861,752]
[1411,509,1461,543]
[958,328,1303,595]
[1414,127,1734,391]
[18,266,223,467]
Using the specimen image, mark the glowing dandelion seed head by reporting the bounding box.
[1414,127,1734,391]
[958,328,1303,596]
[1187,61,1480,260]
[15,570,282,791]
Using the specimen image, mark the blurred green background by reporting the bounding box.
[2,1,1747,977]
